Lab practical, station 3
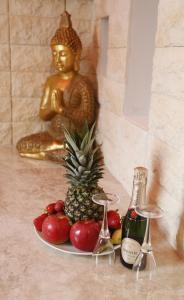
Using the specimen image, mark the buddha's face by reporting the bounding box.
[52,45,76,73]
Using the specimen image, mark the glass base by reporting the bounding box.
[136,204,163,219]
[133,250,156,280]
[93,236,115,267]
[93,237,114,254]
[92,193,119,269]
[93,250,115,266]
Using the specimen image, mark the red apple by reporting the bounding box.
[70,220,100,252]
[56,211,65,218]
[98,220,103,229]
[42,215,71,244]
[33,213,48,232]
[54,200,65,212]
[45,202,56,215]
[107,210,121,229]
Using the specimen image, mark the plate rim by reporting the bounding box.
[34,227,120,256]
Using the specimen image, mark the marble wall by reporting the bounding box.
[94,0,148,194]
[0,0,95,144]
[0,0,11,144]
[149,0,184,251]
[93,0,184,251]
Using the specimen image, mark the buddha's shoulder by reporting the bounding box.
[44,73,93,90]
[45,74,60,85]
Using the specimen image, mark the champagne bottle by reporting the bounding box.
[120,167,147,269]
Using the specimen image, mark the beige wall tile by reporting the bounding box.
[80,59,96,75]
[99,112,148,195]
[10,15,92,47]
[13,120,42,145]
[98,76,125,116]
[109,0,131,16]
[10,16,32,45]
[155,185,183,248]
[106,48,127,83]
[10,16,92,47]
[0,0,8,14]
[0,72,10,96]
[95,0,131,47]
[120,120,148,179]
[34,17,58,45]
[0,97,11,122]
[67,1,93,20]
[11,45,51,72]
[71,19,92,48]
[156,0,184,47]
[81,47,99,67]
[101,137,126,185]
[9,0,62,17]
[98,107,148,162]
[12,97,40,122]
[0,16,9,43]
[98,107,124,145]
[76,19,92,34]
[150,93,184,150]
[149,0,184,249]
[0,123,11,144]
[10,16,58,46]
[80,31,93,48]
[0,45,10,71]
[12,72,50,97]
[147,134,184,202]
[152,47,184,99]
[108,15,129,48]
[91,19,100,48]
[108,1,130,48]
[10,0,36,16]
[94,0,111,19]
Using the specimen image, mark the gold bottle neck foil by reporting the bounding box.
[133,166,148,185]
[130,166,148,207]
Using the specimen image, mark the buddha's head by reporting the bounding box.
[51,11,82,73]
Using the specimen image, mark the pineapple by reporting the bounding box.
[63,123,104,222]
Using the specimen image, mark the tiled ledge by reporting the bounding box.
[0,146,183,300]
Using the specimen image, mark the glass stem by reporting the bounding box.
[141,218,152,253]
[100,201,110,238]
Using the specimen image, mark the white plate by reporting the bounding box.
[34,228,120,256]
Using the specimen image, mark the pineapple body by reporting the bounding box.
[63,123,105,223]
[64,185,104,222]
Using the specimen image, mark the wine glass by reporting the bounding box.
[132,204,164,280]
[92,193,120,265]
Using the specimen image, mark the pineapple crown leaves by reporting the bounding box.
[63,122,104,188]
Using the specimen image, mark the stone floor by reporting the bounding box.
[0,146,183,300]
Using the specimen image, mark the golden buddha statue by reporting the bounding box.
[16,10,95,161]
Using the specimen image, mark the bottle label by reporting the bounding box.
[121,238,141,264]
